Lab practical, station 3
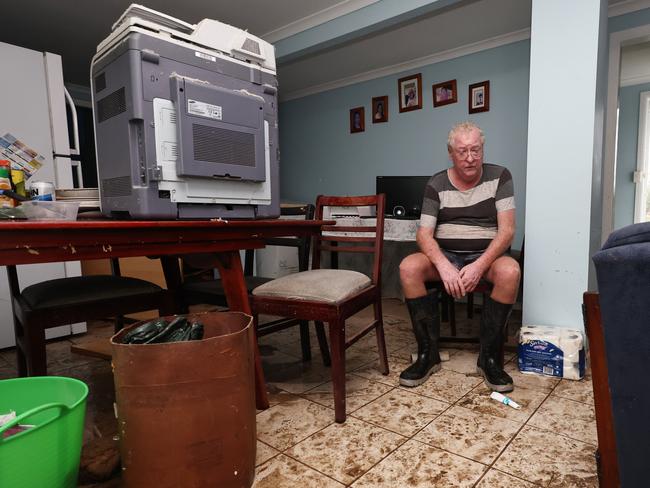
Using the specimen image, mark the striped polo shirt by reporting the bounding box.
[419,163,515,252]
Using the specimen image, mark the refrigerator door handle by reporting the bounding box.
[64,86,83,187]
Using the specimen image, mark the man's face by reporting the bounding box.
[449,129,484,183]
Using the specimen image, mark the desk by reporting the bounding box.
[0,219,330,410]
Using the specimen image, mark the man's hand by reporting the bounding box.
[459,260,487,293]
[437,260,466,299]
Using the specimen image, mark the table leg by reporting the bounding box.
[160,256,186,314]
[215,251,270,410]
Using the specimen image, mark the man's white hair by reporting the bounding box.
[447,121,485,150]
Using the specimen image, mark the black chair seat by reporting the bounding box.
[22,275,163,310]
[8,258,177,377]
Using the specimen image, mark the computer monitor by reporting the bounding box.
[376,175,431,218]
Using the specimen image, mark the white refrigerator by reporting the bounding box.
[0,41,86,348]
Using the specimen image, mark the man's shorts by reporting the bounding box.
[441,250,484,270]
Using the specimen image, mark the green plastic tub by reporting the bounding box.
[0,376,89,488]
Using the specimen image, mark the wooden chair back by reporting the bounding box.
[243,204,315,276]
[312,194,386,286]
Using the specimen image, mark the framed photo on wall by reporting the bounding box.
[350,106,365,133]
[469,80,490,113]
[398,73,422,113]
[432,79,457,107]
[372,96,388,123]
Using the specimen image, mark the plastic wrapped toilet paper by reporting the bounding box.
[518,325,585,380]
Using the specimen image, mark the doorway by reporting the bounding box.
[635,91,650,223]
[605,28,650,233]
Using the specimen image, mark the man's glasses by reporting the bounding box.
[454,146,483,159]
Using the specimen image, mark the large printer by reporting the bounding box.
[91,4,279,219]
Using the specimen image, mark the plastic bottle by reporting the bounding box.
[0,160,14,208]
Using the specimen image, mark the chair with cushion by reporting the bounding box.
[180,204,330,364]
[251,194,388,423]
[427,280,492,342]
[8,258,176,376]
[428,239,524,345]
[590,222,650,486]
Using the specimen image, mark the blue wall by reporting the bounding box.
[615,82,650,228]
[279,40,531,248]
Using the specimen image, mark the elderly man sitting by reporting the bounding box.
[398,121,521,392]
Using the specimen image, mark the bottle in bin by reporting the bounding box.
[0,160,14,208]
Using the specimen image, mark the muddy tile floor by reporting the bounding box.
[0,299,598,487]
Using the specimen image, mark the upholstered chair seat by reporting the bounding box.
[252,269,371,303]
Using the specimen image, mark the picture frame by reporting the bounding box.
[349,106,365,133]
[469,80,490,113]
[432,79,457,107]
[371,96,388,123]
[398,73,422,113]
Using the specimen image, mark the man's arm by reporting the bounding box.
[459,209,515,291]
[416,226,466,298]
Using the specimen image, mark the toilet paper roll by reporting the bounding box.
[562,361,583,380]
[520,331,563,349]
[563,352,583,364]
[540,336,561,348]
[522,325,544,334]
[559,333,583,354]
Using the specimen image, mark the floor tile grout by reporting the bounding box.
[271,451,348,487]
[255,301,594,487]
[481,379,559,486]
[266,342,571,484]
[262,358,594,487]
[10,299,594,487]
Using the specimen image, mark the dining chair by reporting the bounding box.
[251,194,388,423]
[427,280,492,342]
[8,258,176,376]
[180,204,330,364]
[429,238,525,348]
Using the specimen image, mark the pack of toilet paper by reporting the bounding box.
[518,325,585,380]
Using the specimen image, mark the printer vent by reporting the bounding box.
[97,87,126,123]
[192,124,255,167]
[95,72,106,93]
[241,38,261,55]
[101,176,132,197]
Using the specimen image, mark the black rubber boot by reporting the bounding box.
[399,293,441,387]
[477,296,514,393]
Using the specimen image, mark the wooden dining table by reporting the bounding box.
[0,218,332,410]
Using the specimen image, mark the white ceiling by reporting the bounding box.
[278,0,531,97]
[0,0,344,86]
[0,0,643,101]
